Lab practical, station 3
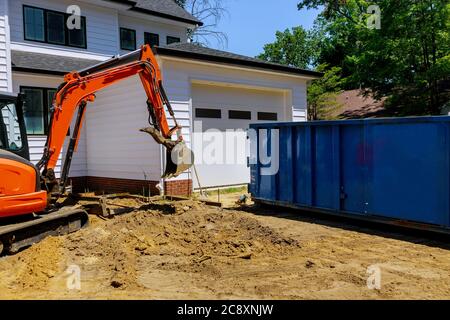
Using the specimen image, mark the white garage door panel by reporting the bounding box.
[192,83,285,188]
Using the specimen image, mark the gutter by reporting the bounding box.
[154,47,323,79]
[12,67,66,76]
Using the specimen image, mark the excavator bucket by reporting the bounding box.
[162,142,194,179]
[140,127,194,179]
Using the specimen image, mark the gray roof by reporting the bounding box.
[11,50,100,75]
[109,0,202,26]
[11,44,322,79]
[155,43,322,78]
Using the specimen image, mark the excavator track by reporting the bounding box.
[0,207,89,255]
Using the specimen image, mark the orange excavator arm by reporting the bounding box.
[37,44,193,194]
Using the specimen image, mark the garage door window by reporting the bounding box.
[257,112,278,121]
[229,110,251,120]
[195,108,221,118]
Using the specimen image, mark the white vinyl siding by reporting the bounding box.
[85,76,162,182]
[0,0,11,92]
[118,14,187,55]
[9,0,119,56]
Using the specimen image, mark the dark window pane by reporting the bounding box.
[47,89,56,123]
[21,88,45,135]
[144,32,159,47]
[195,108,221,119]
[24,6,44,41]
[68,17,86,48]
[120,28,136,50]
[167,36,180,45]
[257,112,278,121]
[229,110,251,120]
[47,11,65,44]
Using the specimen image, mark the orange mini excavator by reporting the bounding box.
[0,45,193,254]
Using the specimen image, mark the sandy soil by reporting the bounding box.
[0,195,449,300]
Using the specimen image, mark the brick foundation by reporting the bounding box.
[164,179,192,196]
[67,176,192,196]
[67,176,87,193]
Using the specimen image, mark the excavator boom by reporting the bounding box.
[39,44,193,194]
[0,45,193,254]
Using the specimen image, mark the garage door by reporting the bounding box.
[191,83,286,188]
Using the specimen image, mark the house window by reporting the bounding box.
[257,112,278,121]
[167,36,180,45]
[195,108,221,119]
[120,28,136,51]
[23,5,87,48]
[24,6,45,41]
[229,110,251,120]
[20,87,56,135]
[46,11,65,45]
[144,32,159,47]
[68,17,87,48]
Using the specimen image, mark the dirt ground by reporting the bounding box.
[0,193,449,300]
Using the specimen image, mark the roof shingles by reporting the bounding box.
[11,51,100,75]
[11,44,321,79]
[109,0,202,25]
[155,43,322,78]
[133,0,202,25]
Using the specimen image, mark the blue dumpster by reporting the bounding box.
[249,116,450,233]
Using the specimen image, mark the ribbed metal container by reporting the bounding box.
[249,116,450,233]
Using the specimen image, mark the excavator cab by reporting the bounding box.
[0,93,30,161]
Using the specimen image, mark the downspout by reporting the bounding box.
[156,55,165,195]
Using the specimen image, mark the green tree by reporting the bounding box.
[257,25,345,120]
[307,65,343,120]
[298,0,450,115]
[257,27,317,69]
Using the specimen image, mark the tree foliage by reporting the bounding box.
[257,27,317,69]
[307,64,344,120]
[259,0,450,116]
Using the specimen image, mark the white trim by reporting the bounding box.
[118,8,199,29]
[190,78,290,93]
[11,42,110,61]
[4,2,12,92]
[160,56,321,81]
[77,0,132,10]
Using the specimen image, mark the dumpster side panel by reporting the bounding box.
[367,122,449,225]
[250,117,450,230]
[340,124,367,215]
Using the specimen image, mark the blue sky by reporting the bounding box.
[214,0,321,57]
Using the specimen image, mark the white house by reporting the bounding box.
[0,0,321,195]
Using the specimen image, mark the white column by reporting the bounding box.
[0,0,11,92]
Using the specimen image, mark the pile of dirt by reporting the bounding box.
[1,196,449,299]
[0,236,63,293]
[62,199,300,292]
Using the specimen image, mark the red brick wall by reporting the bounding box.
[164,179,192,196]
[68,176,192,196]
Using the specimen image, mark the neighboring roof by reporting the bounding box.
[334,89,388,119]
[107,0,203,26]
[11,50,100,75]
[154,43,323,78]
